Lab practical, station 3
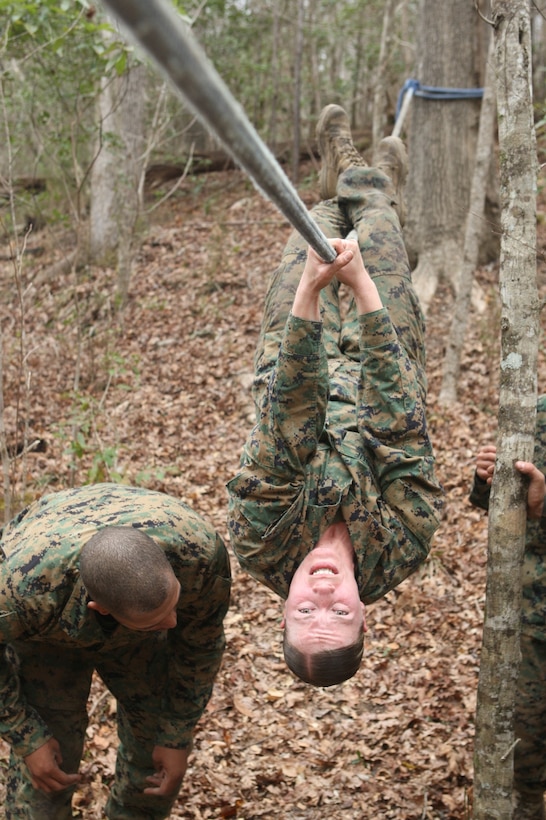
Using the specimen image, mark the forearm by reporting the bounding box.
[357,310,443,537]
[159,644,224,748]
[160,585,229,748]
[358,310,431,459]
[352,277,383,315]
[254,313,328,475]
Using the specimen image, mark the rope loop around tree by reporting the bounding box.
[395,78,485,122]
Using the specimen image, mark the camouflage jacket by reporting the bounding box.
[469,394,546,639]
[0,483,231,758]
[227,309,444,603]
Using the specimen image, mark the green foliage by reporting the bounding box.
[54,347,140,486]
[57,392,124,485]
[134,465,181,486]
[0,0,414,233]
[0,0,134,227]
[58,390,180,487]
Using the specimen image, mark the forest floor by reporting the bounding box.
[0,149,545,819]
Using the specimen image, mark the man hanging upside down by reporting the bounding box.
[227,104,444,687]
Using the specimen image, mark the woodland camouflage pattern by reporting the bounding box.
[228,166,444,603]
[470,395,546,808]
[0,483,231,818]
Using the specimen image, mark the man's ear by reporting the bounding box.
[87,600,111,616]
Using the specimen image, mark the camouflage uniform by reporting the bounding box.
[0,483,231,819]
[227,166,444,603]
[470,395,546,818]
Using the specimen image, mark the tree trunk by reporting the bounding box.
[439,35,497,406]
[291,0,304,184]
[308,0,323,122]
[472,2,539,818]
[89,56,147,305]
[350,3,369,129]
[372,0,395,149]
[405,0,483,315]
[532,7,546,105]
[399,0,413,78]
[267,1,281,150]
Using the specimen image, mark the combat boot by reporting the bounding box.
[316,104,367,200]
[513,790,546,820]
[372,135,408,225]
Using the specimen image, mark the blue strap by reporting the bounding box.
[396,78,484,120]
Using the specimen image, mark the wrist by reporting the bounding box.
[353,286,382,315]
[292,286,322,322]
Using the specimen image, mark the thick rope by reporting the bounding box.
[100,0,337,263]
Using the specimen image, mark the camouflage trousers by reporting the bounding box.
[513,631,546,815]
[253,165,427,409]
[6,637,180,820]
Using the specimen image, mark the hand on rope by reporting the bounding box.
[292,237,382,322]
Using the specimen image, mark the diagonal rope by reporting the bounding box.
[100,0,337,263]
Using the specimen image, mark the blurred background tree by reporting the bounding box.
[0,0,545,298]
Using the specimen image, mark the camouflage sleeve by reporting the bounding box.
[227,313,328,531]
[534,395,546,475]
[158,533,231,748]
[535,396,546,530]
[0,575,55,756]
[469,473,491,511]
[0,657,52,758]
[252,312,328,476]
[357,310,444,540]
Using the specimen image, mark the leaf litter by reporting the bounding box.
[0,161,544,819]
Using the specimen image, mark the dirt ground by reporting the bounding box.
[0,151,545,818]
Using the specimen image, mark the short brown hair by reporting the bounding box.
[283,626,364,687]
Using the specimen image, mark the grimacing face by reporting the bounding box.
[282,524,366,652]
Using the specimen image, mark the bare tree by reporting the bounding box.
[531,3,546,105]
[291,0,304,184]
[266,1,281,150]
[372,0,396,149]
[89,48,147,305]
[439,35,497,406]
[472,2,540,817]
[405,0,484,315]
